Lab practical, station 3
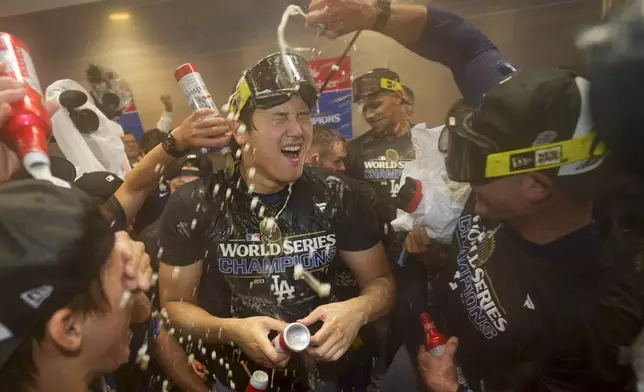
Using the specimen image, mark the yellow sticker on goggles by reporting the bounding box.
[230,78,252,115]
[485,132,606,178]
[380,78,403,93]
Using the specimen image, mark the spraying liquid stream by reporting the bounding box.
[277,5,307,81]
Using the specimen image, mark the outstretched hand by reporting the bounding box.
[306,0,379,39]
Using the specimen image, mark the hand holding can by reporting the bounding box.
[271,322,311,354]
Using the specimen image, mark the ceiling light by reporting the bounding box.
[109,12,131,21]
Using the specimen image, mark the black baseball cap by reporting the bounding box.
[164,152,213,181]
[443,69,605,183]
[352,68,403,103]
[74,171,123,202]
[0,180,114,371]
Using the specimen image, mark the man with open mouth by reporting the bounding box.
[157,52,395,391]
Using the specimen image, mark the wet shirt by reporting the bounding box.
[434,197,644,391]
[159,166,380,386]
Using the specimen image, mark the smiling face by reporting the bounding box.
[79,240,134,373]
[235,96,313,190]
[360,91,404,134]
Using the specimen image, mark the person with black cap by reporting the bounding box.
[0,180,152,392]
[157,52,394,391]
[414,69,644,392]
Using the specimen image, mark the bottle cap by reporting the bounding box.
[23,151,70,188]
[250,370,269,389]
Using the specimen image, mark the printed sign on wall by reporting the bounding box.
[308,57,353,139]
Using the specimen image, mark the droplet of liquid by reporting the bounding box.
[201,347,207,355]
[172,267,180,280]
[259,206,266,218]
[157,247,164,259]
[119,291,131,308]
[248,184,255,194]
[188,334,192,342]
[226,188,232,200]
[179,336,184,344]
[235,148,242,159]
[219,358,224,366]
[251,196,259,210]
[211,350,217,360]
[169,328,175,335]
[191,218,198,231]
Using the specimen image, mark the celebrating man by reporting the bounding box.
[417,69,644,391]
[158,53,394,391]
[0,181,152,392]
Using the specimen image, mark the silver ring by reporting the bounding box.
[313,24,326,36]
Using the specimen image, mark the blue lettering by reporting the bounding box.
[233,258,245,275]
[302,254,314,269]
[280,256,295,272]
[248,258,262,274]
[262,257,280,275]
[314,251,329,267]
[219,258,233,274]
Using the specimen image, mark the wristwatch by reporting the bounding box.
[161,131,187,158]
[372,0,392,33]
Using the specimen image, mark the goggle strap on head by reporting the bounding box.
[485,132,606,178]
[380,78,403,93]
[228,75,253,117]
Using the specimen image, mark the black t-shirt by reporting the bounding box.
[159,166,380,388]
[433,197,644,391]
[346,128,416,216]
[346,128,417,260]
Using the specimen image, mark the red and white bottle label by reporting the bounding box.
[178,72,219,116]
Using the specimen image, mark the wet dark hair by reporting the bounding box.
[311,126,346,157]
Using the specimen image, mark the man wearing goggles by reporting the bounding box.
[157,53,394,391]
[416,69,644,392]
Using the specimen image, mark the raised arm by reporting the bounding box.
[306,0,515,105]
[113,108,230,223]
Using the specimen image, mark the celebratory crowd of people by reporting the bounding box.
[2,0,644,392]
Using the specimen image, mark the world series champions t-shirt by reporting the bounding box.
[432,197,644,391]
[159,166,381,389]
[346,129,417,260]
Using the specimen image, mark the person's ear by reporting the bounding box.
[524,172,554,204]
[307,152,321,166]
[46,308,83,353]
